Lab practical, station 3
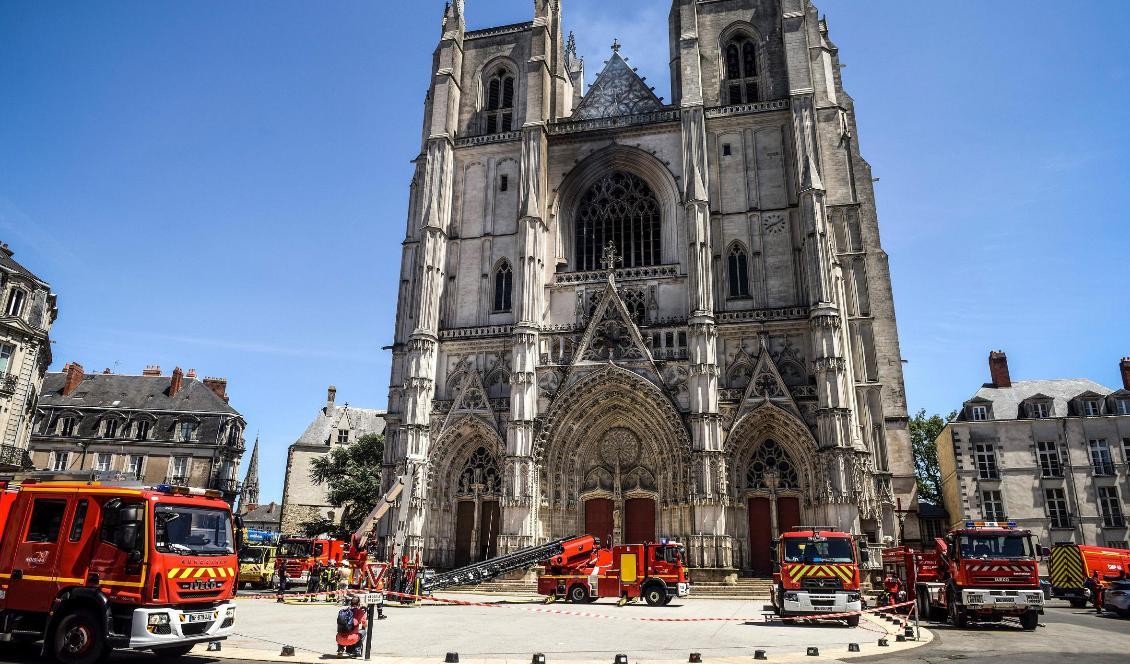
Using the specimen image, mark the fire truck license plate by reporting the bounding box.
[184,612,212,624]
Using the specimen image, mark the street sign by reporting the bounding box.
[358,592,384,605]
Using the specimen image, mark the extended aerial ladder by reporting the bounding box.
[422,536,598,592]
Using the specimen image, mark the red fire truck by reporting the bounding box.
[274,536,346,586]
[915,521,1043,630]
[537,536,690,606]
[0,477,238,663]
[1049,543,1130,607]
[770,527,866,626]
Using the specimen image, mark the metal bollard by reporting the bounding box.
[806,647,819,657]
[848,644,860,652]
[446,654,460,664]
[280,645,295,657]
[754,650,768,660]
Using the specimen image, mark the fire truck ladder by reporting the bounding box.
[422,536,576,592]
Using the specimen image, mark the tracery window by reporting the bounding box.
[457,447,502,496]
[484,69,515,134]
[724,35,760,105]
[574,172,661,272]
[493,260,513,313]
[727,242,751,299]
[746,439,799,490]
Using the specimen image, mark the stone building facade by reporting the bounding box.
[0,242,57,468]
[29,364,246,503]
[937,352,1130,550]
[381,0,915,576]
[279,387,387,535]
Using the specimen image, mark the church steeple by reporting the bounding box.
[238,435,260,511]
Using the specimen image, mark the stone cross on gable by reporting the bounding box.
[601,241,622,285]
[611,38,621,53]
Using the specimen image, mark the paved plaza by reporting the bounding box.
[208,592,927,663]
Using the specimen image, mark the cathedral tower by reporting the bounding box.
[381,0,915,577]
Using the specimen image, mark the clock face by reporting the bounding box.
[764,214,786,235]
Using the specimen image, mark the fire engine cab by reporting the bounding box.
[538,537,690,606]
[274,536,345,586]
[0,476,238,663]
[770,527,865,626]
[916,521,1043,630]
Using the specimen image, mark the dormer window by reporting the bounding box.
[1084,400,1102,417]
[60,417,77,437]
[1029,401,1051,419]
[484,69,515,134]
[177,421,197,442]
[1118,398,1130,416]
[723,35,760,105]
[970,405,988,422]
[337,429,349,445]
[5,288,26,317]
[102,419,119,439]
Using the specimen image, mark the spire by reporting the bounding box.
[565,31,578,66]
[238,435,260,511]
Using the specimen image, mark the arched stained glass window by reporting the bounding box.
[746,440,799,490]
[493,260,513,312]
[574,171,662,272]
[485,69,515,134]
[727,242,751,299]
[457,447,502,496]
[724,35,760,105]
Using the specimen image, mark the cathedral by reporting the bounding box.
[380,0,917,578]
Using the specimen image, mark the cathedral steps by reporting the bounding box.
[443,577,774,599]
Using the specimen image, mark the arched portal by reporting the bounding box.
[726,405,818,574]
[537,365,691,547]
[425,416,506,569]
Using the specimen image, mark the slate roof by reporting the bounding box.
[571,50,664,120]
[960,378,1114,421]
[0,247,49,286]
[39,372,239,415]
[242,501,282,526]
[294,404,386,448]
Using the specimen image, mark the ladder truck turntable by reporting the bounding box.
[910,521,1044,630]
[0,474,240,664]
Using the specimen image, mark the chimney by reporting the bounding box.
[1121,358,1130,391]
[169,367,184,397]
[203,376,229,403]
[142,365,162,376]
[989,351,1012,388]
[186,368,197,379]
[62,362,85,396]
[327,385,337,410]
[102,368,111,374]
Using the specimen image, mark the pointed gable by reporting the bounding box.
[571,281,655,368]
[571,49,664,120]
[732,341,803,425]
[439,369,497,437]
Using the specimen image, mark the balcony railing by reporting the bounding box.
[0,444,33,469]
[1092,462,1117,477]
[212,478,241,496]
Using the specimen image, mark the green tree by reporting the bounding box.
[909,409,956,505]
[302,433,385,540]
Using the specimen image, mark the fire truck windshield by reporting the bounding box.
[239,547,270,564]
[658,545,685,563]
[784,537,856,564]
[154,505,234,556]
[958,534,1035,560]
[277,540,312,558]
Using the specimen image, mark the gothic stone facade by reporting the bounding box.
[0,243,57,465]
[382,0,915,575]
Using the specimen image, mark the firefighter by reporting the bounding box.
[276,556,289,603]
[308,561,324,602]
[883,575,903,607]
[1084,571,1104,615]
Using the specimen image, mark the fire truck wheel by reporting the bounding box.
[643,584,666,607]
[151,644,197,658]
[662,595,673,606]
[1019,611,1039,631]
[568,585,589,603]
[50,609,109,664]
[845,615,860,628]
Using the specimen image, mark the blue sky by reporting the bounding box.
[2,1,1127,503]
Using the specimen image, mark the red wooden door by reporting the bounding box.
[777,496,801,535]
[454,501,475,567]
[585,499,614,548]
[624,498,656,544]
[478,501,500,561]
[748,497,772,574]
